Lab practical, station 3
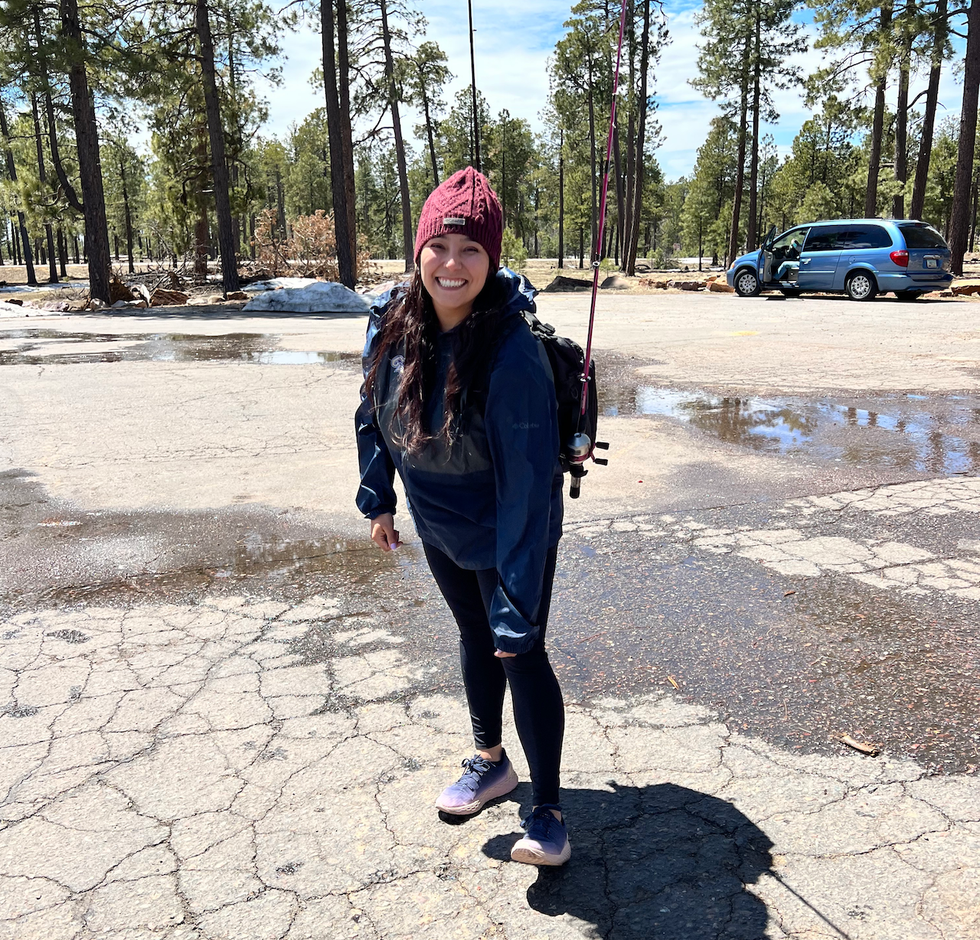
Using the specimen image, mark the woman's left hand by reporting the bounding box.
[494,650,517,658]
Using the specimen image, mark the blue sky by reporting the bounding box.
[257,0,968,181]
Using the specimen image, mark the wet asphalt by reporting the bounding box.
[1,312,978,778]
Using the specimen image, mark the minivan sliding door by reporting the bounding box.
[798,227,843,291]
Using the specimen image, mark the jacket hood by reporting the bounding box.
[496,266,537,319]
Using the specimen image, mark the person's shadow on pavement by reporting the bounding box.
[483,782,774,940]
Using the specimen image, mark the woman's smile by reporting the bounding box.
[420,233,491,330]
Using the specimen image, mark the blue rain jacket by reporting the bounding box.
[355,268,563,654]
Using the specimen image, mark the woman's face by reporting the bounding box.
[419,233,491,330]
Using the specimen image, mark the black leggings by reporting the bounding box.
[422,541,564,807]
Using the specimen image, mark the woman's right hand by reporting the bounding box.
[370,513,402,552]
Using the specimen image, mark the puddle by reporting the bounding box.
[0,330,359,366]
[606,386,980,474]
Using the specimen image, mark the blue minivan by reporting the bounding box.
[726,219,953,301]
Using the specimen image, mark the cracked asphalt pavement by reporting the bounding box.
[1,292,978,939]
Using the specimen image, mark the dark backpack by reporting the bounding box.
[519,310,608,498]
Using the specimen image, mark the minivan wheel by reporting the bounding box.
[734,268,761,297]
[845,271,877,301]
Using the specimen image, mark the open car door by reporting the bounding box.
[759,225,777,284]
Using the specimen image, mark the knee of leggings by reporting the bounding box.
[500,648,550,675]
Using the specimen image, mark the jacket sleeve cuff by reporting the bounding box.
[489,583,539,654]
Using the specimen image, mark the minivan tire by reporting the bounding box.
[844,271,877,301]
[734,268,761,297]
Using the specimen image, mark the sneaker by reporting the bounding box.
[435,752,518,815]
[510,804,571,866]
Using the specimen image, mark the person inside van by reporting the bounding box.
[776,237,803,282]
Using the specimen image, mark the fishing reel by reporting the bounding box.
[566,431,609,499]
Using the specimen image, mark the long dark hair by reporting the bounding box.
[364,270,504,455]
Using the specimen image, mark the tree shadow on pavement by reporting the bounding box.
[483,782,774,940]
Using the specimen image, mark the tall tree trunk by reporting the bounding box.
[30,94,59,283]
[558,129,564,270]
[33,6,81,213]
[227,22,242,256]
[61,0,110,303]
[612,123,625,265]
[622,5,637,272]
[727,83,749,264]
[950,0,980,274]
[275,167,286,237]
[194,210,209,276]
[379,0,414,272]
[467,0,481,171]
[0,112,35,281]
[970,166,979,250]
[625,0,650,275]
[120,156,135,274]
[746,11,762,249]
[865,4,892,218]
[533,187,539,256]
[194,130,209,276]
[337,0,357,274]
[911,0,949,220]
[587,71,598,260]
[321,0,356,286]
[419,80,439,186]
[892,12,913,219]
[195,0,239,293]
[57,225,68,277]
[865,77,887,216]
[501,140,507,224]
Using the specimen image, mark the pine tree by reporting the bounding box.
[405,41,451,188]
[693,0,803,262]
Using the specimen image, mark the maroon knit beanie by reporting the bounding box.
[414,167,503,270]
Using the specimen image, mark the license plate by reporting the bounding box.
[926,258,938,268]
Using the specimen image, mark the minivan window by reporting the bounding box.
[898,223,948,249]
[804,228,841,251]
[838,225,892,249]
[771,228,808,251]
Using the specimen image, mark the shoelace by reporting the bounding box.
[521,805,565,840]
[458,755,493,791]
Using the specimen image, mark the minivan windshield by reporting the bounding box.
[898,223,948,249]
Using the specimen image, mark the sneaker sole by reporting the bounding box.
[511,839,572,867]
[435,764,519,815]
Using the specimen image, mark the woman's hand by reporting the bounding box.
[494,650,517,658]
[370,513,402,552]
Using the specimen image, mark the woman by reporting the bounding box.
[355,167,569,866]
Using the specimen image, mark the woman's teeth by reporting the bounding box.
[438,278,465,288]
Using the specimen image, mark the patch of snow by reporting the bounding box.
[0,281,89,294]
[242,277,319,293]
[0,300,65,318]
[242,280,372,314]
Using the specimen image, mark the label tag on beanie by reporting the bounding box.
[442,217,466,226]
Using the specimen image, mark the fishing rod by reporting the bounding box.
[567,0,627,498]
